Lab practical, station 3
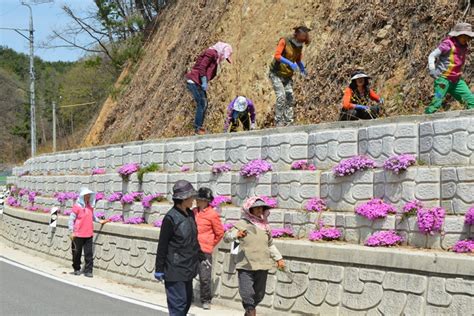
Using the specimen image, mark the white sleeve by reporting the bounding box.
[428,48,441,72]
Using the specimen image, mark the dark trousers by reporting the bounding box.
[339,107,380,121]
[71,237,93,273]
[198,253,213,303]
[187,82,208,132]
[230,110,251,132]
[237,269,268,311]
[165,280,193,316]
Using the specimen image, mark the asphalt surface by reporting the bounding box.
[0,261,167,316]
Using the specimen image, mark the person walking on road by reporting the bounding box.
[269,26,311,127]
[154,180,204,316]
[223,96,256,133]
[186,42,233,135]
[193,187,224,310]
[68,187,109,278]
[339,70,384,121]
[224,197,285,316]
[425,22,474,114]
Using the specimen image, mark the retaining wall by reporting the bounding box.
[1,206,473,315]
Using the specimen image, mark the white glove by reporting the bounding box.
[250,123,256,130]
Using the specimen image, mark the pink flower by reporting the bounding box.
[259,195,278,208]
[108,214,123,222]
[153,219,163,228]
[106,192,123,203]
[355,199,396,220]
[94,211,106,219]
[6,196,20,207]
[142,193,164,208]
[212,163,232,174]
[465,206,474,226]
[91,168,106,175]
[451,239,474,253]
[95,192,105,201]
[271,227,294,238]
[333,156,376,177]
[417,207,445,235]
[223,222,235,232]
[402,200,423,217]
[305,198,327,212]
[383,154,416,174]
[309,227,341,241]
[291,160,316,171]
[121,192,142,205]
[124,216,145,224]
[117,163,140,177]
[63,209,72,216]
[365,231,403,247]
[180,166,191,172]
[210,195,232,208]
[240,159,273,178]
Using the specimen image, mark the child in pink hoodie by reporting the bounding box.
[68,187,108,277]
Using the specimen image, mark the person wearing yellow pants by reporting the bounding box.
[425,23,474,114]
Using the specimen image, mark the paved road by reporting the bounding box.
[0,261,167,316]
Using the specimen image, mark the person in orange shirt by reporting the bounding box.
[193,187,224,310]
[340,70,384,121]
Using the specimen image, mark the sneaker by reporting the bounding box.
[84,272,93,278]
[202,302,211,310]
[195,128,206,135]
[70,270,81,276]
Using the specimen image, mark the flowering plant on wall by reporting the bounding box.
[365,231,403,247]
[153,219,163,228]
[94,211,106,219]
[117,163,140,178]
[259,195,278,208]
[401,200,423,218]
[383,154,416,174]
[91,168,106,175]
[121,192,142,204]
[451,239,474,253]
[212,163,232,174]
[108,214,123,222]
[240,159,273,178]
[54,192,79,204]
[291,160,316,171]
[355,199,396,220]
[18,188,29,197]
[223,222,235,232]
[333,156,376,177]
[271,227,294,238]
[95,192,105,202]
[465,206,474,226]
[309,227,341,241]
[106,192,123,203]
[210,195,232,208]
[124,216,145,224]
[305,198,327,212]
[417,207,445,235]
[180,165,191,172]
[28,191,39,204]
[63,209,72,216]
[6,196,20,207]
[142,193,164,209]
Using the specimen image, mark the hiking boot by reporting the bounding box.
[195,128,206,135]
[70,270,81,276]
[84,272,93,278]
[202,302,211,310]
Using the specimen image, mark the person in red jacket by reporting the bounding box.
[340,70,384,121]
[193,187,224,310]
[186,42,233,135]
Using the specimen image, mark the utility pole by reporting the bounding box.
[52,101,56,152]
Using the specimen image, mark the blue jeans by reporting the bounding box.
[187,82,208,131]
[165,280,193,316]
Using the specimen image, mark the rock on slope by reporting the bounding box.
[84,0,473,146]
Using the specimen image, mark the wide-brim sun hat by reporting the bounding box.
[249,199,271,210]
[350,71,371,81]
[234,96,248,112]
[448,22,474,38]
[172,180,197,200]
[78,187,96,207]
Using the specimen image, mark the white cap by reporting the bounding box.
[233,96,248,112]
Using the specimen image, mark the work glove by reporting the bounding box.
[154,272,165,281]
[200,76,208,91]
[429,69,440,79]
[250,123,256,130]
[297,61,307,76]
[354,104,369,111]
[369,105,380,115]
[379,98,385,105]
[280,57,298,71]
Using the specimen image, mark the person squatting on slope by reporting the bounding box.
[339,70,384,121]
[193,188,224,310]
[224,197,285,316]
[186,42,233,135]
[68,187,109,277]
[154,180,204,316]
[223,96,257,133]
[269,26,311,127]
[425,22,474,114]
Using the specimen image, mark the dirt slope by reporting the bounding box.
[84,0,473,146]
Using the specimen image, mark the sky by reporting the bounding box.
[0,0,96,62]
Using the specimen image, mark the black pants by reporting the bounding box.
[230,111,250,132]
[237,269,268,311]
[165,280,193,316]
[339,107,379,121]
[198,253,213,303]
[71,237,93,273]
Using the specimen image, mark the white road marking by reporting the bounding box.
[0,257,170,313]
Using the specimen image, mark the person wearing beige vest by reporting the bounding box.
[224,197,285,316]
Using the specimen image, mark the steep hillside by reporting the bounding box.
[84,0,473,146]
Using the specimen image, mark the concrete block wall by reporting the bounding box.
[2,207,473,316]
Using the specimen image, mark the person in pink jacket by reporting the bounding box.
[193,188,224,310]
[68,187,108,277]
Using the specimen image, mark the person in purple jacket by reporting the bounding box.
[223,96,256,133]
[186,42,233,135]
